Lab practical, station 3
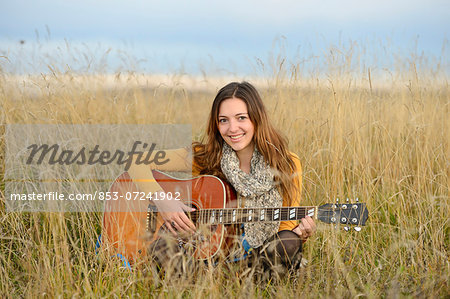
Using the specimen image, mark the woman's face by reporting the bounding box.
[218,97,255,155]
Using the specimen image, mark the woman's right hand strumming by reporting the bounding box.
[153,199,196,236]
[127,148,196,236]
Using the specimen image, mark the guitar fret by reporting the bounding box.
[224,209,229,223]
[260,208,265,221]
[267,208,273,221]
[289,208,296,220]
[299,209,305,219]
[273,208,280,220]
[211,210,215,224]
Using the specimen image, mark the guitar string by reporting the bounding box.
[187,207,365,224]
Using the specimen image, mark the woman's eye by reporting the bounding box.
[238,116,247,120]
[219,119,227,123]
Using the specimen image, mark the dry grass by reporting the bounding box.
[0,43,448,298]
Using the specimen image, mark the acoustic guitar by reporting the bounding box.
[102,170,369,262]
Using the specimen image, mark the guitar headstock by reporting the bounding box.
[318,198,369,231]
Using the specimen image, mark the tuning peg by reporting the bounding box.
[346,198,349,202]
[333,198,339,209]
[354,226,361,232]
[344,226,350,231]
[352,197,360,209]
[343,198,349,209]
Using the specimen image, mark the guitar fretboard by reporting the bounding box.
[188,206,317,225]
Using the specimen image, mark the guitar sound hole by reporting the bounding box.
[188,204,200,224]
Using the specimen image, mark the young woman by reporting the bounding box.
[128,81,316,276]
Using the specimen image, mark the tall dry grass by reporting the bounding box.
[0,42,448,298]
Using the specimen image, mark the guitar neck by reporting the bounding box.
[190,206,318,225]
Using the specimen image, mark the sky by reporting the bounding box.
[1,0,448,75]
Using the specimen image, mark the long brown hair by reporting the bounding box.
[193,81,298,204]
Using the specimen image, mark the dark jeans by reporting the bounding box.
[246,230,303,282]
[147,228,302,281]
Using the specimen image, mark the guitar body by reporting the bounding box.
[102,170,237,262]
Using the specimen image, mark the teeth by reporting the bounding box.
[230,134,244,140]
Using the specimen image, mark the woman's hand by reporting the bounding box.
[153,199,196,236]
[292,216,316,241]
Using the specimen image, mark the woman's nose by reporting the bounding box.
[228,119,239,132]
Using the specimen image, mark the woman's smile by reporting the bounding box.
[229,133,245,141]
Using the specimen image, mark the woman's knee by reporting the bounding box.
[275,230,302,261]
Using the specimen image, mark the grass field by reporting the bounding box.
[0,46,448,298]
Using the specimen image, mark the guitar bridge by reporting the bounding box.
[147,204,158,232]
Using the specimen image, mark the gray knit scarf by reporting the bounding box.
[220,143,282,248]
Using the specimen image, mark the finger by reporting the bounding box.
[174,214,194,233]
[298,222,307,236]
[178,204,196,231]
[170,220,178,231]
[292,225,303,238]
[293,224,308,240]
[301,222,312,238]
[180,203,196,212]
[179,213,196,232]
[165,221,178,236]
[308,217,317,233]
[301,218,312,235]
[169,213,194,233]
[305,216,317,233]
